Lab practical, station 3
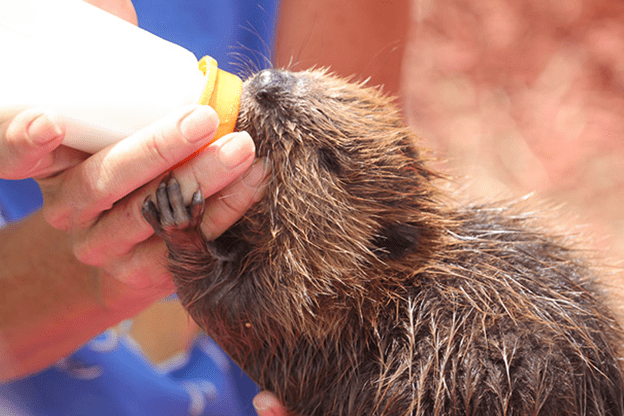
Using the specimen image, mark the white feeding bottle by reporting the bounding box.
[0,0,242,153]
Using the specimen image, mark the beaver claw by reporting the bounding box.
[141,176,205,244]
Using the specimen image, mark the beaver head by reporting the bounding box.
[199,69,447,340]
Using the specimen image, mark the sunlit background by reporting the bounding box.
[403,0,624,257]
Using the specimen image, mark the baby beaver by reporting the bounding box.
[142,68,624,415]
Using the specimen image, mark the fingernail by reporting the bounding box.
[252,396,270,413]
[179,105,218,142]
[27,112,63,145]
[217,131,255,170]
[241,158,270,189]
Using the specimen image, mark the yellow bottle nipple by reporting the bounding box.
[198,56,242,140]
[174,56,242,168]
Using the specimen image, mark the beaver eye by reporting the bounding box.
[318,147,342,175]
[332,95,358,104]
[371,223,421,260]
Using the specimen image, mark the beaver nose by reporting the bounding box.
[250,69,295,103]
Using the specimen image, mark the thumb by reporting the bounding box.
[253,391,290,416]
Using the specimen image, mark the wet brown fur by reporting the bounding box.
[143,69,624,415]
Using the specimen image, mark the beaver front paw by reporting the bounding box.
[141,176,206,251]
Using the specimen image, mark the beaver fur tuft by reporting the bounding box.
[143,68,624,415]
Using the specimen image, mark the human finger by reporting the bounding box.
[71,131,256,267]
[171,131,257,203]
[0,108,86,179]
[82,0,137,25]
[40,104,219,230]
[200,157,270,241]
[253,391,290,416]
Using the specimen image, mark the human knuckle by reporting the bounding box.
[38,176,81,229]
[86,168,116,205]
[216,192,245,219]
[146,131,178,167]
[202,193,245,236]
[72,236,104,266]
[41,202,71,230]
[3,120,22,148]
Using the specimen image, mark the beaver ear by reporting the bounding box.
[371,223,421,260]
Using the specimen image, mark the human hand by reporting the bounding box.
[0,0,136,179]
[0,104,266,311]
[253,391,290,416]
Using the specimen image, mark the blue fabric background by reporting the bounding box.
[132,0,279,76]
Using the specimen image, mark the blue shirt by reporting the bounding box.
[0,1,279,414]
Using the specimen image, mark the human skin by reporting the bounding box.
[0,1,287,413]
[0,105,265,379]
[0,0,267,386]
[0,1,410,414]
